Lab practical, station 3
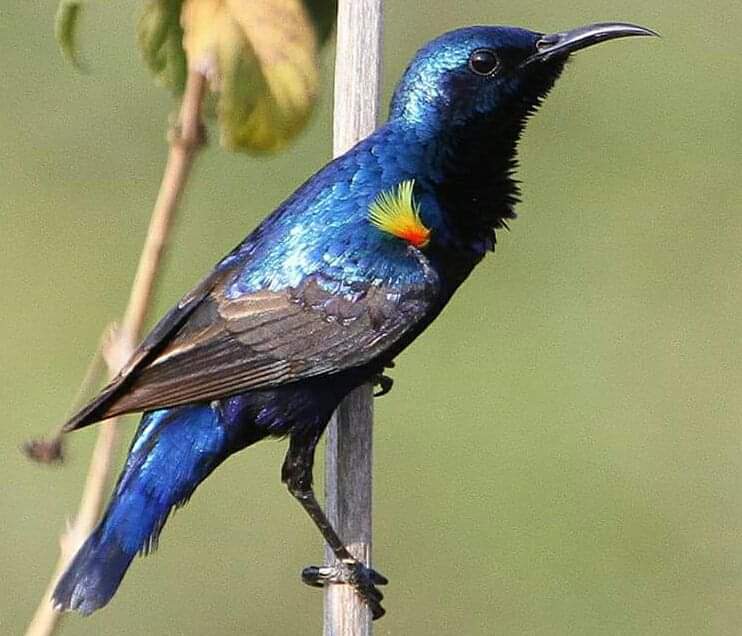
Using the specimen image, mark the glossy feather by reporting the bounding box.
[52,24,611,616]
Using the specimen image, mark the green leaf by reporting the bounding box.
[302,0,338,45]
[55,0,86,70]
[138,0,187,93]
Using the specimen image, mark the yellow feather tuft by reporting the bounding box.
[368,180,431,248]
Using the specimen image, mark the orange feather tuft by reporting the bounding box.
[368,180,430,248]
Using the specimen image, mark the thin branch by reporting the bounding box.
[121,70,207,341]
[25,69,207,636]
[324,1,383,634]
[24,323,116,464]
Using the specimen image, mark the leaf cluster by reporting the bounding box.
[56,0,338,152]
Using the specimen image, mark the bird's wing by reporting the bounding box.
[62,261,239,430]
[64,252,439,431]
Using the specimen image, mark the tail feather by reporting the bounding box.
[53,403,230,614]
[53,528,135,615]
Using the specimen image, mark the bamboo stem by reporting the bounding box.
[25,70,207,636]
[324,2,383,634]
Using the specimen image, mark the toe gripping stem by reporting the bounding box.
[373,361,395,397]
[302,560,388,620]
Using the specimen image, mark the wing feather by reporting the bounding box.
[64,252,439,431]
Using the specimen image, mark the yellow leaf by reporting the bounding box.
[182,0,320,153]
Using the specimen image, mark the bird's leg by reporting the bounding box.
[372,361,395,398]
[281,431,388,619]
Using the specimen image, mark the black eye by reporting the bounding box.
[468,48,499,76]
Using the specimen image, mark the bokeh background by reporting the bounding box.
[2,1,741,634]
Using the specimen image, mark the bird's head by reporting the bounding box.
[390,22,656,137]
[387,23,656,248]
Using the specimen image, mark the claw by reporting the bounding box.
[373,373,394,397]
[301,565,328,588]
[301,560,388,619]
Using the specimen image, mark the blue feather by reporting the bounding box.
[49,22,651,618]
[53,404,228,614]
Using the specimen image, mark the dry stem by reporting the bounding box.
[324,1,383,634]
[25,70,207,636]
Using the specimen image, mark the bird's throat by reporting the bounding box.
[430,112,524,251]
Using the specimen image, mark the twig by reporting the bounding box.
[25,69,207,636]
[24,323,117,464]
[324,1,383,635]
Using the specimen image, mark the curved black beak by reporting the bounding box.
[526,22,659,64]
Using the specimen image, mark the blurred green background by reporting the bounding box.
[2,1,741,634]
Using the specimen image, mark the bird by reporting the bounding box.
[52,22,656,620]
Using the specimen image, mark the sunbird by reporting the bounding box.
[53,22,656,619]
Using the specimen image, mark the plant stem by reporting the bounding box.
[25,69,207,636]
[324,1,383,634]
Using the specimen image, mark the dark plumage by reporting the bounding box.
[53,22,656,619]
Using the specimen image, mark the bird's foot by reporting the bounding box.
[302,559,388,619]
[372,373,394,397]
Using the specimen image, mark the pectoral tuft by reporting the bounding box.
[368,180,430,248]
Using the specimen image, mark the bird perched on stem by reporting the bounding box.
[52,22,656,620]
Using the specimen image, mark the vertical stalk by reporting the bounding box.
[324,1,383,635]
[25,70,206,636]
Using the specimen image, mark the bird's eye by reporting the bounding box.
[468,49,499,76]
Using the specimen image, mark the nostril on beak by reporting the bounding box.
[535,34,561,52]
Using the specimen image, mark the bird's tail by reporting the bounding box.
[53,403,234,615]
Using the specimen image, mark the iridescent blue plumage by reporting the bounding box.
[53,23,656,619]
[55,377,358,613]
[54,405,228,614]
